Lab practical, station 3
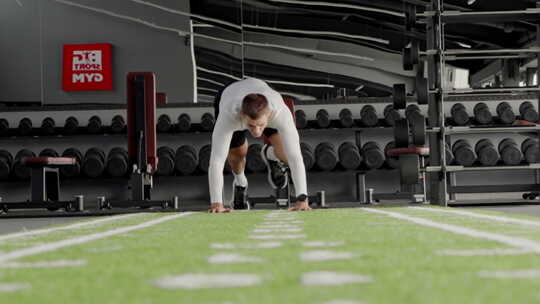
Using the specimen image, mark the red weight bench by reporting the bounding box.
[0,157,83,214]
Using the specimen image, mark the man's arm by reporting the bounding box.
[274,110,309,210]
[208,114,236,212]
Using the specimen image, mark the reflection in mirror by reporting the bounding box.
[190,0,243,103]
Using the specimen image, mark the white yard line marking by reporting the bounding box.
[436,248,533,256]
[211,242,282,249]
[300,250,356,262]
[324,301,366,304]
[86,245,124,253]
[0,282,30,292]
[362,208,540,253]
[208,253,263,264]
[303,241,345,248]
[301,271,372,286]
[0,259,87,268]
[0,213,194,263]
[478,269,540,279]
[153,273,263,289]
[0,213,145,242]
[261,221,304,225]
[249,234,306,240]
[253,228,303,233]
[410,207,540,228]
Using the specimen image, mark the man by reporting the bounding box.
[208,77,310,213]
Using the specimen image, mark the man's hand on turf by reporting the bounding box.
[288,200,311,211]
[209,203,232,213]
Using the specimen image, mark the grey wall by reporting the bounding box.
[1,0,193,104]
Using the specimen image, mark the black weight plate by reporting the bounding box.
[394,119,409,148]
[393,84,406,110]
[411,114,426,146]
[399,154,420,185]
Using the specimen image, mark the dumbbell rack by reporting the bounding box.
[421,0,540,206]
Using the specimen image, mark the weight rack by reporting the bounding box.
[420,0,540,206]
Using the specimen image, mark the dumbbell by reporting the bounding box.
[316,109,331,128]
[519,101,538,123]
[0,119,9,137]
[384,142,399,169]
[338,142,362,170]
[339,108,354,128]
[315,142,338,171]
[496,102,516,125]
[156,146,175,176]
[157,114,172,133]
[110,115,126,134]
[39,148,59,158]
[452,139,476,167]
[60,148,83,178]
[393,83,406,110]
[0,150,13,180]
[87,116,102,134]
[362,142,385,170]
[13,149,35,180]
[521,138,539,164]
[245,144,266,173]
[200,113,215,132]
[473,103,493,125]
[176,145,199,175]
[82,147,106,178]
[405,104,422,121]
[106,147,129,177]
[383,105,401,127]
[450,103,470,126]
[498,138,522,165]
[197,144,212,173]
[177,113,192,132]
[300,142,315,171]
[18,118,33,136]
[360,105,378,127]
[40,117,56,136]
[64,117,79,135]
[474,139,499,166]
[295,110,308,129]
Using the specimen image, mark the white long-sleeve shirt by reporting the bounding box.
[208,78,307,203]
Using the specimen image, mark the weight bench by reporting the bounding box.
[386,147,429,203]
[0,157,84,213]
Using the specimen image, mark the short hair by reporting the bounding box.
[241,93,269,119]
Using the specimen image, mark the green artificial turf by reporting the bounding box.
[1,208,540,304]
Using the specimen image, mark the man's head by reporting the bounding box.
[241,93,270,137]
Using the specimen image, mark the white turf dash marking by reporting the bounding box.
[208,253,263,264]
[211,242,282,249]
[410,207,540,228]
[253,228,303,233]
[301,271,372,286]
[153,273,262,289]
[324,301,366,304]
[0,259,87,268]
[478,269,540,279]
[0,282,30,292]
[0,213,194,263]
[436,248,533,256]
[87,245,124,253]
[362,208,540,253]
[300,250,356,262]
[249,234,306,240]
[303,241,345,248]
[0,213,145,242]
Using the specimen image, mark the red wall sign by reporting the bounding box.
[63,43,113,91]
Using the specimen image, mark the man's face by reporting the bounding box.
[245,114,269,137]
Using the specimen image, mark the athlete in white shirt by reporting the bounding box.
[208,78,310,213]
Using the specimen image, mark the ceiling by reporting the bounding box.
[191,0,539,100]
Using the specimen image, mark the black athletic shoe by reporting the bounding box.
[232,183,250,210]
[261,144,289,189]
